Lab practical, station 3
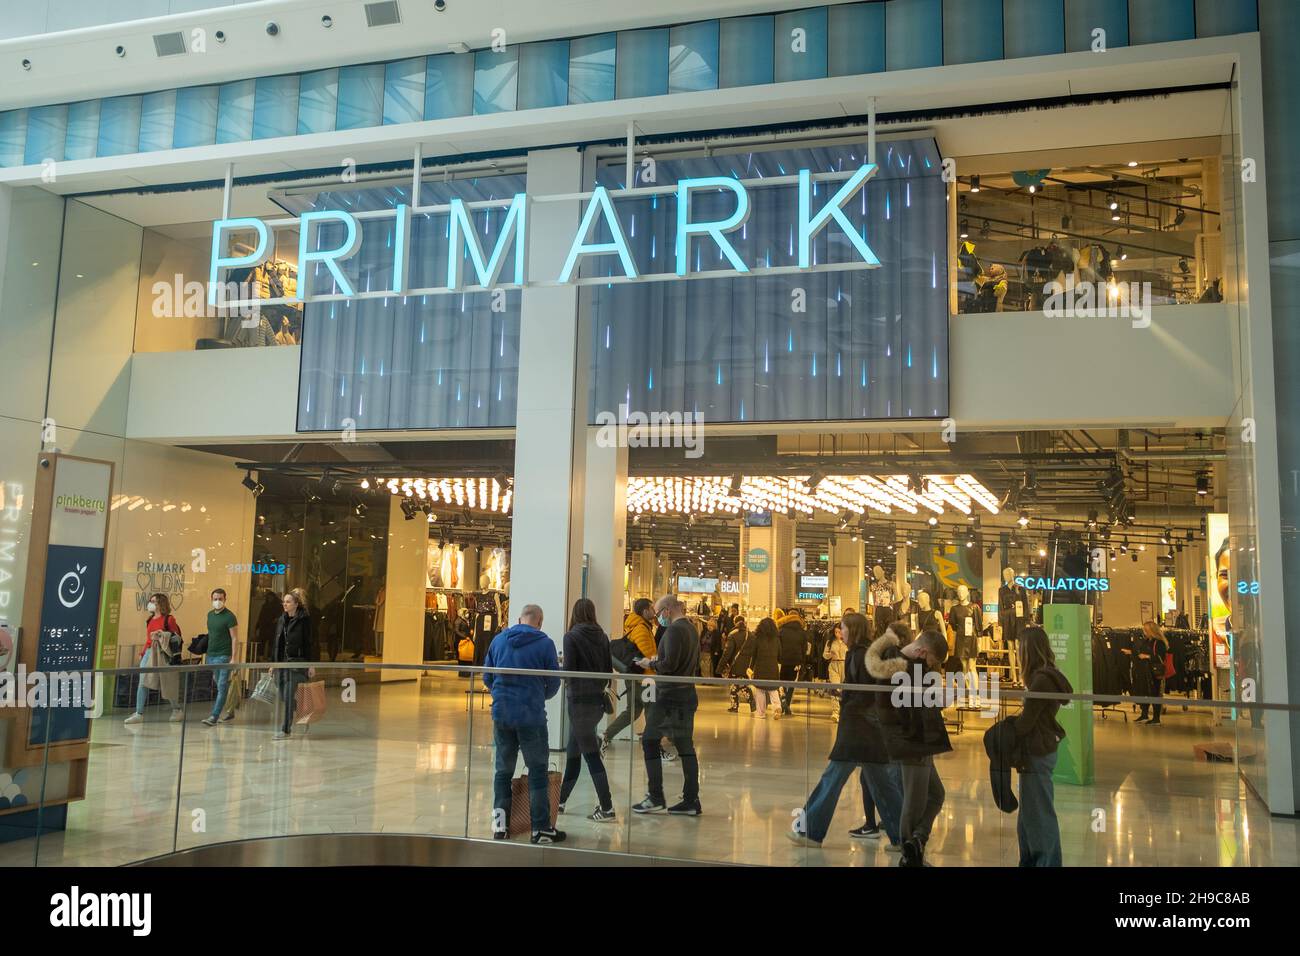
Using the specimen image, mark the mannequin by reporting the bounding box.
[916,590,942,633]
[870,564,896,632]
[894,580,920,634]
[998,567,1029,645]
[948,584,983,680]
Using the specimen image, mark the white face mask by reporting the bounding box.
[147,601,158,613]
[212,599,225,610]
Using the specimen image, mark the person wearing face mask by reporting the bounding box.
[270,590,318,740]
[124,593,184,725]
[201,588,239,727]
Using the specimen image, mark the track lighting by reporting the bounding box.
[980,220,991,239]
[969,175,981,193]
[1038,547,1047,557]
[959,220,970,239]
[1086,509,1098,529]
[1173,208,1186,227]
[1161,528,1171,545]
[354,502,367,518]
[1131,552,1139,563]
[728,475,744,498]
[1117,245,1127,261]
[241,471,264,497]
[1179,257,1191,275]
[805,470,826,492]
[1017,510,1030,528]
[1196,472,1210,496]
[927,515,939,527]
[360,478,371,489]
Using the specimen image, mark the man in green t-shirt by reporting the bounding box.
[201,588,240,727]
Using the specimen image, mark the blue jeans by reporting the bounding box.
[135,679,149,716]
[803,760,902,844]
[1017,751,1062,866]
[207,655,231,719]
[493,723,551,833]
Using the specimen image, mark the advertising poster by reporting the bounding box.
[1042,603,1094,785]
[1206,512,1232,669]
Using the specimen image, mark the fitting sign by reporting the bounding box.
[209,166,882,307]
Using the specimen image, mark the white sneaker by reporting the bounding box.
[169,710,183,723]
[272,730,289,740]
[124,713,143,725]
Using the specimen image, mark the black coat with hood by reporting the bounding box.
[865,630,952,762]
[737,628,781,681]
[1016,663,1072,758]
[827,643,892,764]
[776,613,809,666]
[273,610,317,662]
[562,622,614,705]
[718,625,749,677]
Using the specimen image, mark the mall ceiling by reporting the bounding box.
[203,425,1224,573]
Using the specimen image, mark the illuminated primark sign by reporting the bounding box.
[208,165,881,307]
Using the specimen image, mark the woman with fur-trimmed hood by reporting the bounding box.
[866,622,951,867]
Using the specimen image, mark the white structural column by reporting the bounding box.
[583,435,629,626]
[829,536,864,614]
[510,147,589,743]
[380,495,429,682]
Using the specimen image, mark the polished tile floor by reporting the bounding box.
[3,673,1294,867]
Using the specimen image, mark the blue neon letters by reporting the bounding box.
[1014,576,1110,592]
[209,166,881,301]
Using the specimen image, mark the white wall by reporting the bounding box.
[379,495,427,681]
[1101,547,1160,630]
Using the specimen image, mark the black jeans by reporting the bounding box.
[641,701,699,804]
[1139,678,1165,721]
[779,664,801,713]
[561,700,613,811]
[276,668,305,733]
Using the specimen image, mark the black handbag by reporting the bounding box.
[188,633,209,655]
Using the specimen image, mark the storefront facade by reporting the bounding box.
[1,0,1298,832]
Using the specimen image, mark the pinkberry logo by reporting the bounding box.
[56,494,105,513]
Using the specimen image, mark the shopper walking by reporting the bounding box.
[1014,625,1071,866]
[200,588,239,727]
[789,612,903,847]
[736,617,782,718]
[698,619,716,678]
[776,609,810,715]
[558,599,616,822]
[124,593,185,725]
[867,623,952,867]
[719,616,753,713]
[601,597,657,755]
[824,621,846,722]
[269,590,317,740]
[483,604,565,844]
[631,596,701,816]
[1136,620,1172,725]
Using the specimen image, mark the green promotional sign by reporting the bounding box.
[1043,603,1094,785]
[95,581,122,704]
[746,548,770,573]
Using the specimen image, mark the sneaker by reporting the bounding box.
[589,807,616,823]
[885,842,903,854]
[848,823,882,840]
[786,828,821,847]
[123,712,143,725]
[221,712,236,723]
[272,730,289,740]
[661,744,678,762]
[899,838,924,867]
[169,710,184,722]
[1147,719,1162,725]
[726,705,739,713]
[201,716,217,727]
[531,827,567,845]
[666,799,702,816]
[1135,716,1149,723]
[557,803,566,814]
[632,796,666,814]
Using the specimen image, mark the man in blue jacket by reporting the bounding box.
[483,604,565,844]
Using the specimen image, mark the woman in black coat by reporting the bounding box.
[558,598,616,821]
[271,590,318,739]
[736,617,782,718]
[789,612,903,846]
[719,619,753,713]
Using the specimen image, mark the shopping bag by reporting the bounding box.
[508,769,561,836]
[222,671,245,718]
[294,680,327,725]
[251,672,279,705]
